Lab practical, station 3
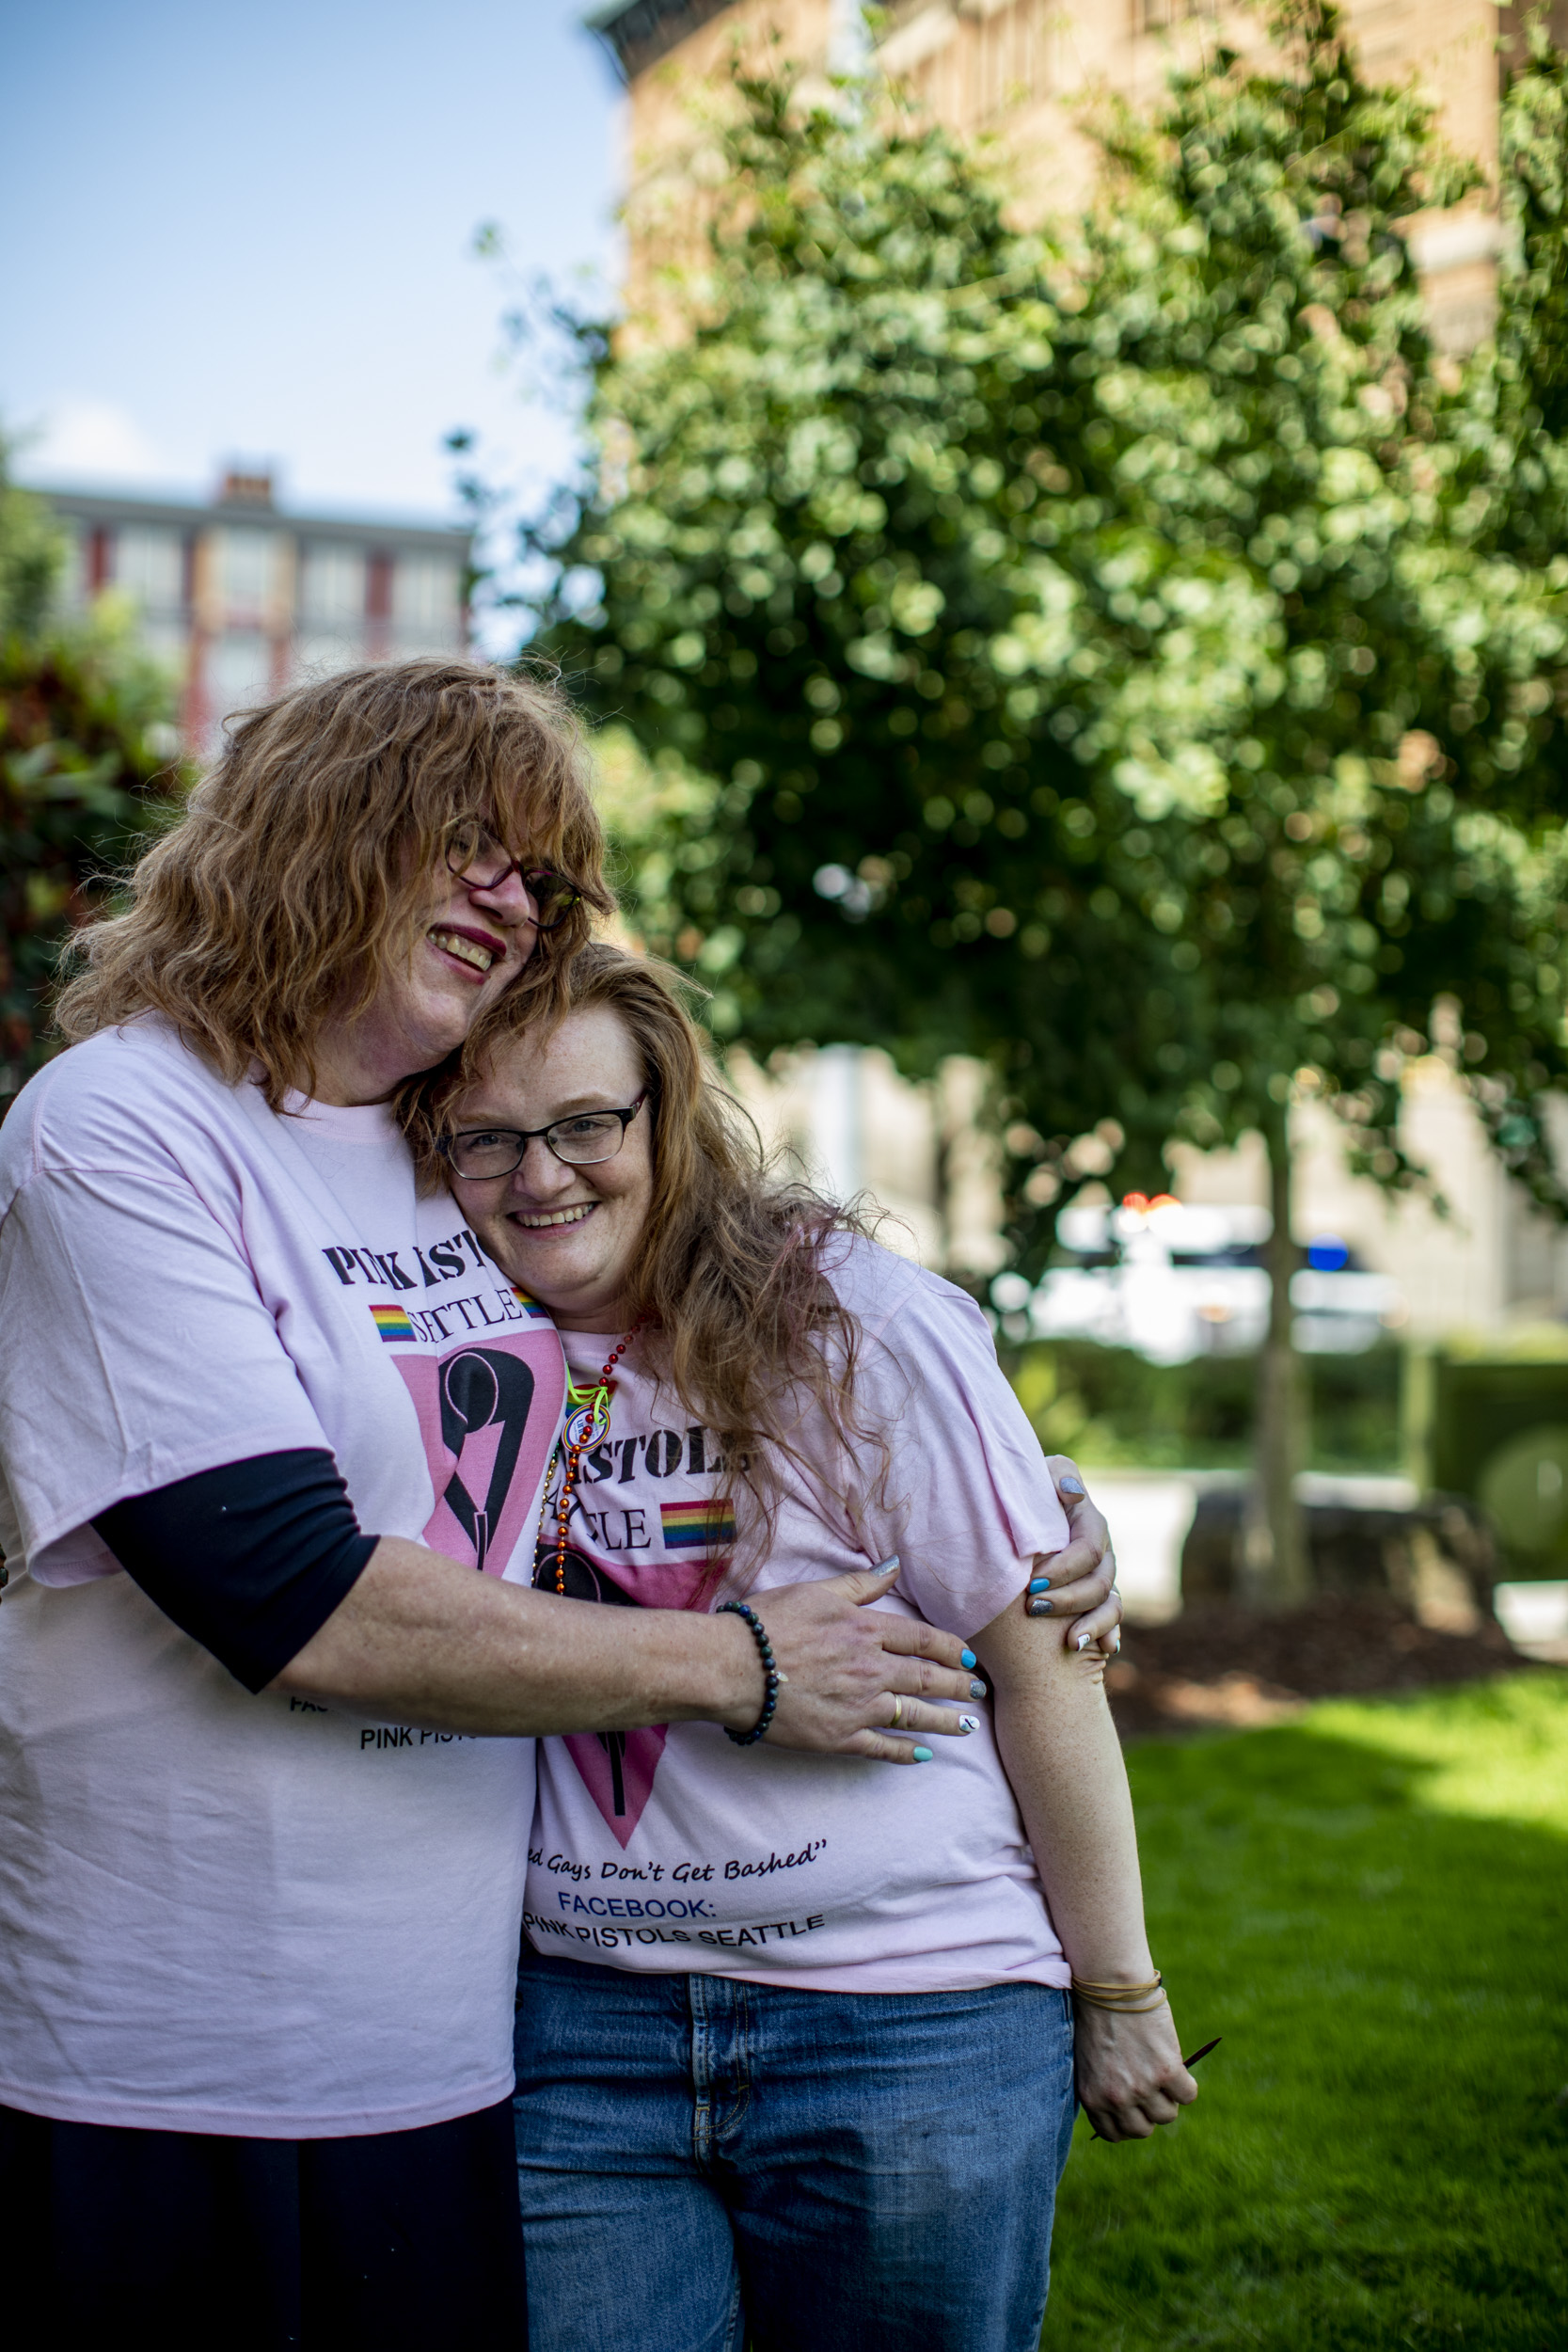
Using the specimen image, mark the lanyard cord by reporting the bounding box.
[539,1317,647,1596]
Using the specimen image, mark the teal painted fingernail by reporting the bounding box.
[960,1648,976,1668]
[1028,1597,1053,1616]
[969,1678,987,1698]
[1029,1577,1051,1593]
[912,1746,934,1762]
[958,1715,979,1733]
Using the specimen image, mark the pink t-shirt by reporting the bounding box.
[0,1017,562,2136]
[526,1234,1073,1994]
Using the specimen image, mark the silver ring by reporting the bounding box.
[889,1693,904,1729]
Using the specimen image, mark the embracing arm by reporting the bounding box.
[975,1597,1196,2140]
[1028,1457,1122,1651]
[92,1450,976,1757]
[297,1476,1116,1753]
[275,1538,973,1759]
[276,1535,764,1732]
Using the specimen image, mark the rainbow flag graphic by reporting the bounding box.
[660,1499,736,1552]
[512,1287,553,1322]
[370,1304,416,1343]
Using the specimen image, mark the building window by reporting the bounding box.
[113,527,184,613]
[391,555,461,645]
[300,542,367,628]
[139,618,190,678]
[220,527,277,617]
[207,630,273,723]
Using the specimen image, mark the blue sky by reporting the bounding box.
[2,0,621,535]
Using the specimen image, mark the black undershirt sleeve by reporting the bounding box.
[93,1449,379,1694]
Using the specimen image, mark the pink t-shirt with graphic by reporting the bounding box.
[0,1017,563,2136]
[526,1234,1074,1994]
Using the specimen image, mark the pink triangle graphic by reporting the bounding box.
[560,1724,671,1849]
[553,1549,711,1845]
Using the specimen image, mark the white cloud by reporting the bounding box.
[22,396,171,485]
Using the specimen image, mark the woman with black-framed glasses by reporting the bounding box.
[442,1095,646,1179]
[414,942,1166,2352]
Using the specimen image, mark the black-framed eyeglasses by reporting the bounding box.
[444,817,583,934]
[441,1096,647,1180]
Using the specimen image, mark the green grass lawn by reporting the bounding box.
[1044,1673,1568,2351]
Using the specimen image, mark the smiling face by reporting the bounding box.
[309,846,539,1105]
[449,1002,656,1333]
[398,853,537,1048]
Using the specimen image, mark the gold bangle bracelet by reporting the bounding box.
[1070,1970,1166,2015]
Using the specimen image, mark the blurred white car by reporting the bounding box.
[995,1197,1405,1362]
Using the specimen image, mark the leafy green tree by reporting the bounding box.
[1471,20,1568,581]
[1419,18,1568,830]
[1003,2,1568,1594]
[530,74,1197,1154]
[0,459,65,646]
[523,5,1568,1599]
[0,443,187,1094]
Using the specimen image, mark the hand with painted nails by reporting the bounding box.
[1022,1457,1122,1656]
[749,1559,984,1766]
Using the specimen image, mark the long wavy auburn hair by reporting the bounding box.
[415,941,891,1587]
[54,657,614,1106]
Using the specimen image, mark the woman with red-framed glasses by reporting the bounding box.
[0,655,1120,2349]
[443,814,584,936]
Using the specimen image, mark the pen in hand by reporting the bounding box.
[1085,2037,1223,2140]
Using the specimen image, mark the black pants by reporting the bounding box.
[0,2094,527,2349]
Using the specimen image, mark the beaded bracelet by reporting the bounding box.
[716,1600,780,1746]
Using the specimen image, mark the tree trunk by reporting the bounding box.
[1239,1101,1312,1607]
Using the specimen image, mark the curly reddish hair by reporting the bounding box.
[55,656,613,1105]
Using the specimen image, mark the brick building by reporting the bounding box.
[41,469,470,749]
[592,0,1568,352]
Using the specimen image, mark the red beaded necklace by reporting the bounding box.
[542,1317,646,1597]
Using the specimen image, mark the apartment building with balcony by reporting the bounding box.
[41,469,470,748]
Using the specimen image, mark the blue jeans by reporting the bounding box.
[512,1948,1077,2352]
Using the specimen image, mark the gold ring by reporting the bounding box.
[890,1693,903,1728]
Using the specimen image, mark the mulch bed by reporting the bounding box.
[1106,1595,1526,1740]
